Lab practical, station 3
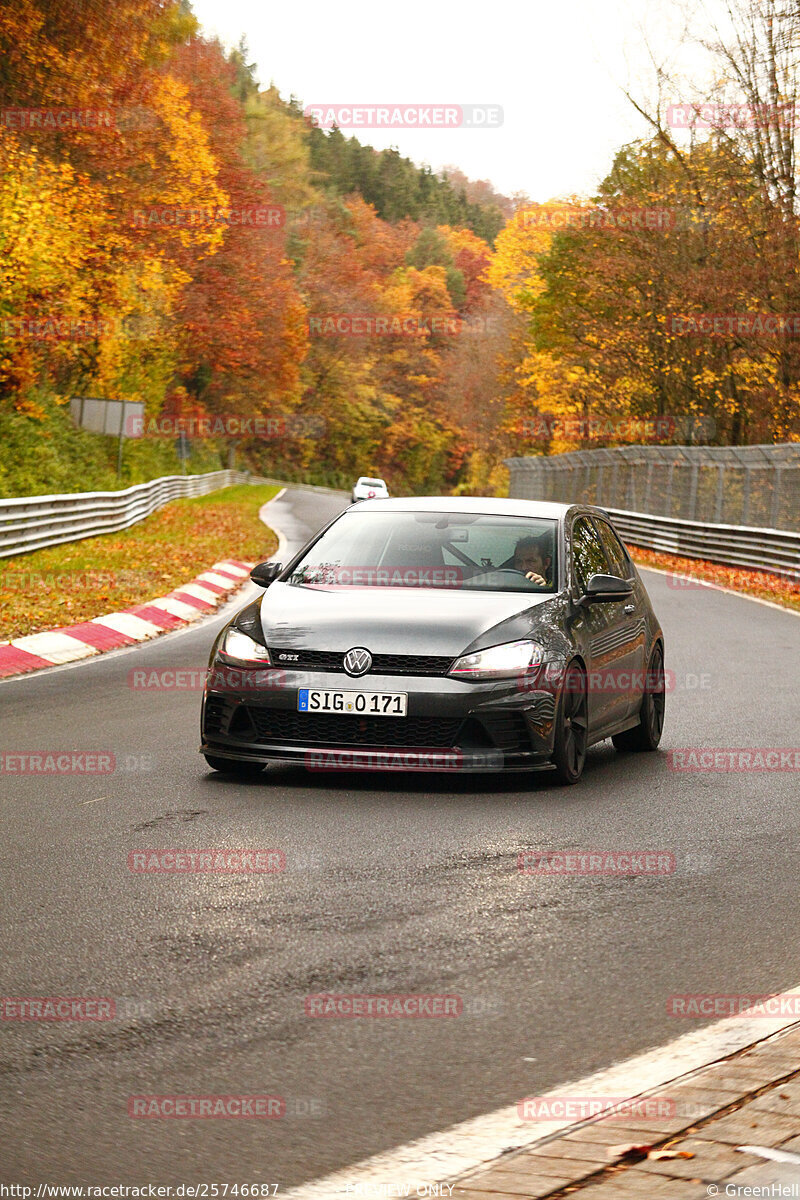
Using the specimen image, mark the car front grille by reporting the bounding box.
[269,648,454,676]
[271,649,342,670]
[204,698,535,758]
[245,707,462,748]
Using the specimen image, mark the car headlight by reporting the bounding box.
[221,628,271,664]
[449,639,544,681]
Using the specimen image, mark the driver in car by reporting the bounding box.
[513,535,552,586]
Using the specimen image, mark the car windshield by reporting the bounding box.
[286,511,559,592]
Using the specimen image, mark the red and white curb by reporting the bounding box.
[0,559,253,679]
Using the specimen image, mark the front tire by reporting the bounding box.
[612,643,665,752]
[204,754,264,776]
[551,661,588,785]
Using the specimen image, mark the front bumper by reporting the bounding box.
[200,665,559,774]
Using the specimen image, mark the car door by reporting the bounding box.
[569,515,641,732]
[591,515,648,719]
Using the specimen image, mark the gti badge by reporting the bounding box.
[343,647,372,676]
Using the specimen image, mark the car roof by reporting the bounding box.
[350,496,575,519]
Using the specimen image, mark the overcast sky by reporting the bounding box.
[190,0,719,202]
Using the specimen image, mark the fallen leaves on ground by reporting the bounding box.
[629,546,800,613]
[607,1142,695,1161]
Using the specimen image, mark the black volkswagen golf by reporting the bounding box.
[201,498,665,784]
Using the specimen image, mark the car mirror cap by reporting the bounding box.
[250,561,282,587]
[581,573,634,603]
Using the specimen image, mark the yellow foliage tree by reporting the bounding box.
[486,202,592,450]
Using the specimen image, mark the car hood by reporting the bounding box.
[258,582,555,657]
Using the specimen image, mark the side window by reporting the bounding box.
[594,519,632,579]
[571,517,610,593]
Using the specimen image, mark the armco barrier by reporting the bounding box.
[0,471,256,558]
[600,508,800,577]
[506,450,800,577]
[505,444,799,530]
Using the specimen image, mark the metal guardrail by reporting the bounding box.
[600,507,800,578]
[506,449,800,577]
[506,443,800,531]
[0,471,255,559]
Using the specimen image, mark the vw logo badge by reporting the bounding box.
[343,647,372,676]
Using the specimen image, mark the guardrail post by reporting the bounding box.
[714,464,725,523]
[116,401,125,479]
[626,464,636,510]
[742,466,752,525]
[688,462,699,521]
[644,461,654,513]
[771,468,782,528]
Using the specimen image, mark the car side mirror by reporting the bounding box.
[250,561,282,587]
[581,573,633,603]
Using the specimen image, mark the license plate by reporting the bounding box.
[298,689,407,716]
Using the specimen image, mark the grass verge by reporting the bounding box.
[630,545,800,614]
[0,484,279,640]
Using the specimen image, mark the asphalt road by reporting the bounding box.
[1,486,799,1187]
